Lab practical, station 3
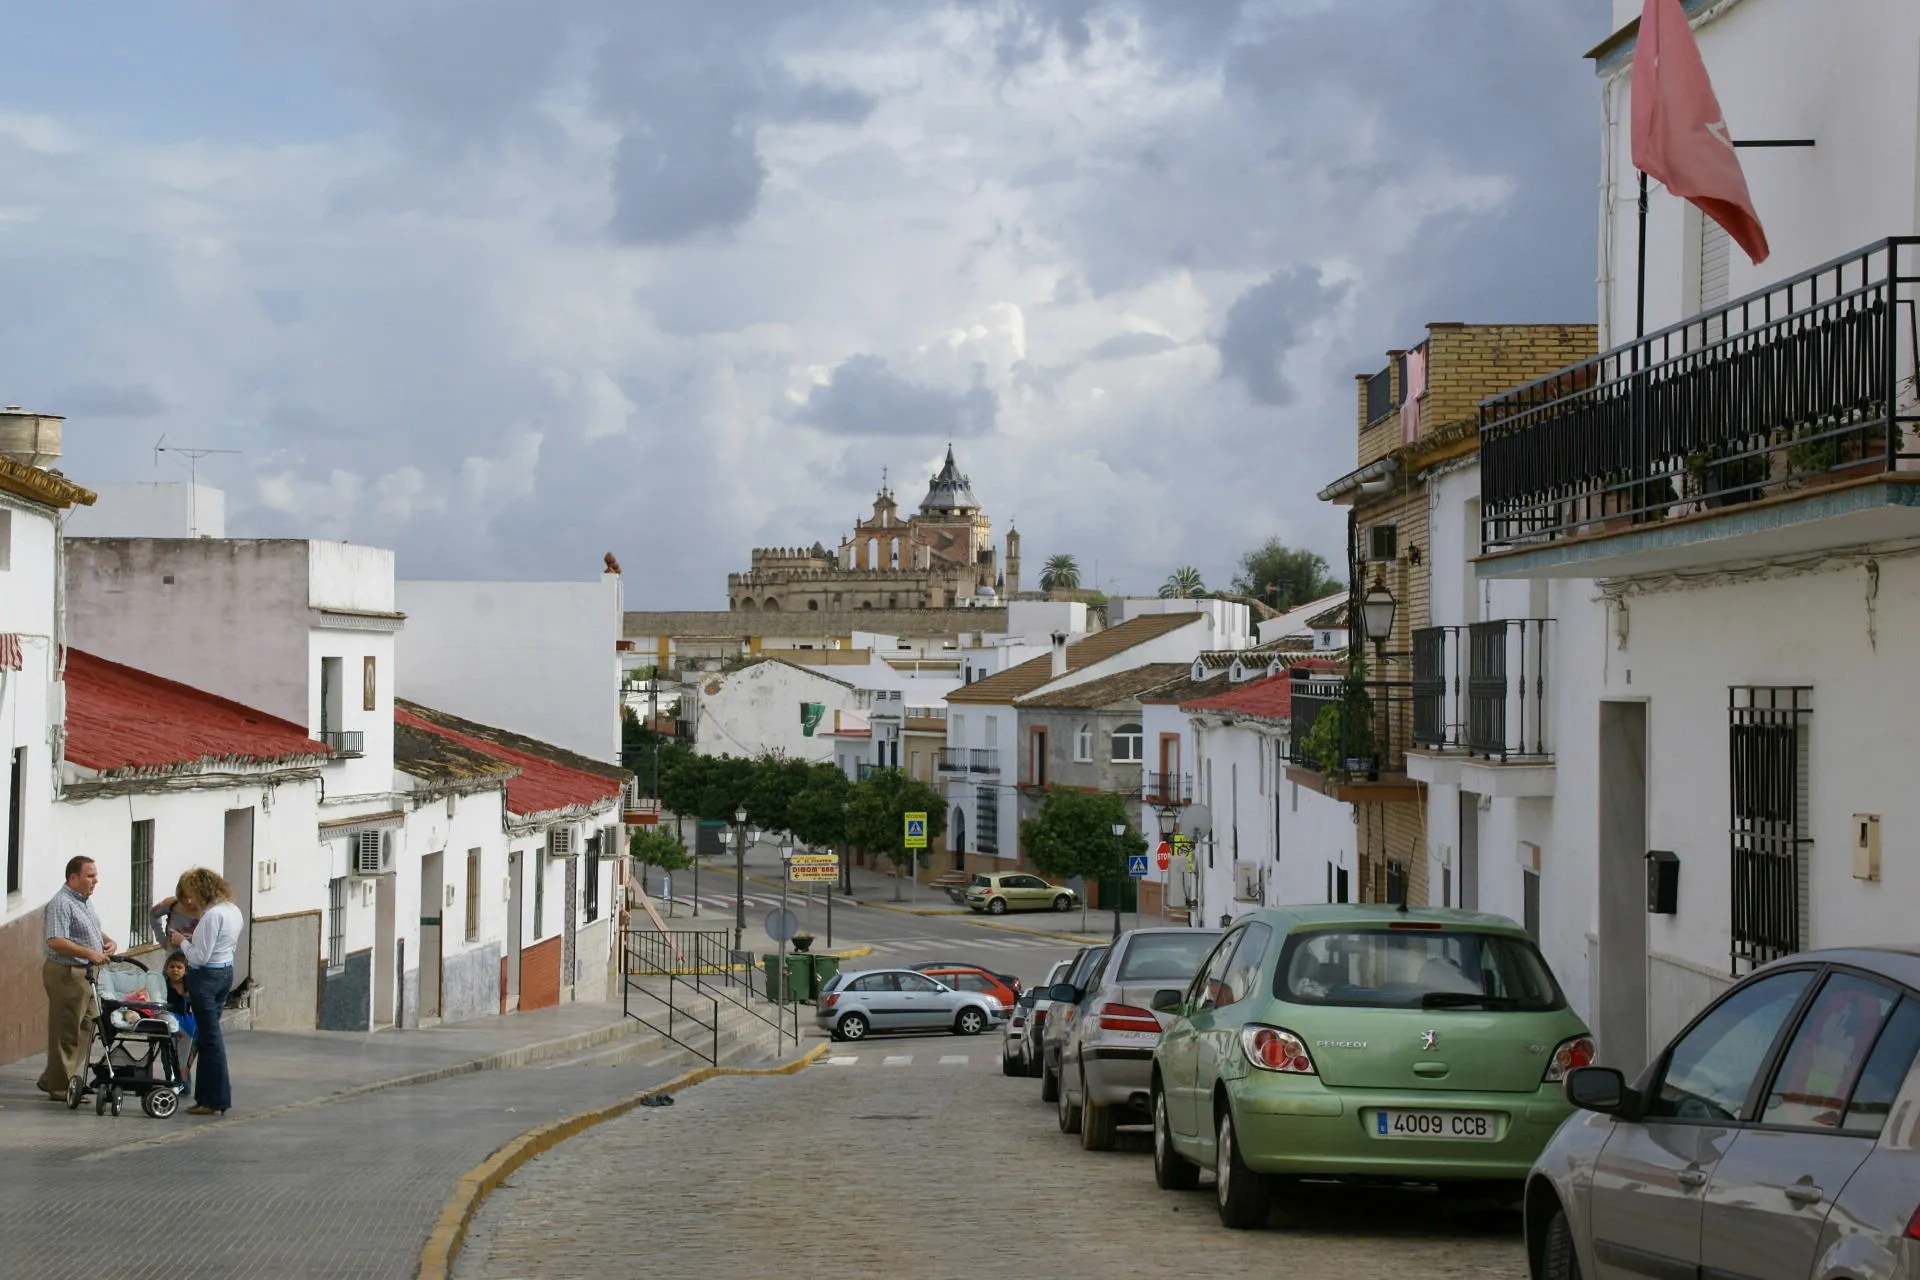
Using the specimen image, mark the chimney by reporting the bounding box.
[1050,631,1068,678]
[0,406,64,469]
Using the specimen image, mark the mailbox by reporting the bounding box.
[1646,850,1679,915]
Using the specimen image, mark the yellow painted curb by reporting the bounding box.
[825,945,873,959]
[416,1040,829,1280]
[964,919,1105,944]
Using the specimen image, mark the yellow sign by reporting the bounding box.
[789,854,839,884]
[904,812,928,849]
[1172,834,1195,869]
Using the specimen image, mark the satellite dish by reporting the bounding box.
[1181,803,1213,842]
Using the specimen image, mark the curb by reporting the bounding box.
[826,945,873,959]
[964,919,1111,944]
[846,899,970,917]
[417,1040,830,1280]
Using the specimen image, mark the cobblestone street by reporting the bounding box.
[456,1033,1528,1280]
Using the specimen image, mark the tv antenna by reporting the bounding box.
[153,436,241,538]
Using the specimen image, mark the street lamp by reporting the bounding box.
[778,837,795,1009]
[731,807,759,957]
[1111,821,1128,942]
[1361,574,1397,659]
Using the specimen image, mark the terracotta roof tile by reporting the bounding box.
[1136,669,1235,705]
[1180,660,1341,723]
[396,700,627,819]
[1017,664,1191,709]
[64,650,328,777]
[945,614,1201,705]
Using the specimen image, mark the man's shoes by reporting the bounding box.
[186,1105,225,1116]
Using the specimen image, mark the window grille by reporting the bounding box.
[1729,687,1812,972]
[327,876,347,972]
[128,820,156,946]
[465,850,481,942]
[976,792,999,854]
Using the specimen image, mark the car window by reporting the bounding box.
[971,874,992,888]
[1276,928,1564,1011]
[1016,989,1038,1009]
[1219,923,1273,1007]
[1841,997,1920,1136]
[850,973,895,993]
[1067,946,1108,988]
[1044,960,1071,988]
[1191,931,1244,1013]
[1760,973,1901,1129]
[956,974,994,992]
[898,973,941,993]
[1647,969,1815,1123]
[1117,932,1224,983]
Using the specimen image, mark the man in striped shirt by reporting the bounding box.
[38,856,116,1100]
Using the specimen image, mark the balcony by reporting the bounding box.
[1479,237,1920,580]
[320,729,364,759]
[938,748,968,773]
[1145,771,1193,806]
[1409,622,1554,797]
[1284,673,1419,802]
[938,748,999,774]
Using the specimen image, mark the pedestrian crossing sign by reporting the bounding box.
[904,813,928,848]
[1128,854,1149,878]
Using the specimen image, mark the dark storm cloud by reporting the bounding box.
[799,355,998,438]
[1217,268,1348,406]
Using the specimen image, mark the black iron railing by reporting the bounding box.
[1481,237,1920,549]
[1145,771,1192,805]
[937,748,968,773]
[1409,622,1552,761]
[1286,672,1414,776]
[1729,687,1811,972]
[969,749,999,774]
[320,730,364,758]
[1411,627,1459,749]
[620,927,801,1057]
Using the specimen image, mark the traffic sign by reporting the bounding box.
[1128,853,1150,878]
[1155,841,1171,871]
[789,853,839,883]
[765,908,800,942]
[1172,834,1195,869]
[904,813,928,849]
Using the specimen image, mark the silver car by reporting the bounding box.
[1001,989,1038,1076]
[1052,927,1222,1150]
[1528,946,1920,1280]
[1021,958,1075,1078]
[816,967,1002,1043]
[1040,944,1110,1104]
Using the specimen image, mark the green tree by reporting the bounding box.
[844,768,947,901]
[1159,565,1207,599]
[785,763,852,850]
[1020,789,1145,932]
[629,825,693,895]
[1231,538,1344,614]
[1039,554,1081,592]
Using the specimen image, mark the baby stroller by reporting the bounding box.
[64,957,186,1119]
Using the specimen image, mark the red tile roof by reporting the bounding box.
[397,701,626,819]
[64,649,329,777]
[1179,660,1340,723]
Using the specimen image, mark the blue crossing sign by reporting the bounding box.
[1127,854,1150,878]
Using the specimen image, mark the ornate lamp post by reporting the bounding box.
[1362,574,1398,660]
[731,806,760,957]
[1110,820,1128,942]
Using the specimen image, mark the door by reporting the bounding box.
[896,972,948,1029]
[505,851,524,1013]
[1457,793,1480,912]
[1699,976,1920,1280]
[1587,967,1816,1280]
[222,808,256,985]
[1597,701,1649,1073]
[1192,922,1273,1161]
[1166,929,1244,1141]
[853,973,904,1029]
[373,875,397,1027]
[951,806,966,872]
[419,851,444,1022]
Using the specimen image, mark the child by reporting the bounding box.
[163,952,197,1092]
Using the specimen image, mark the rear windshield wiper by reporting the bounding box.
[1419,992,1519,1009]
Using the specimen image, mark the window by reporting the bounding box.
[1028,728,1048,786]
[1522,867,1540,941]
[1073,725,1093,762]
[533,849,546,940]
[320,656,344,739]
[1730,687,1812,970]
[465,849,481,942]
[5,747,22,895]
[1367,523,1398,563]
[0,509,10,569]
[954,973,994,993]
[1111,723,1143,763]
[1189,932,1242,1013]
[128,820,156,946]
[1760,973,1898,1130]
[327,876,347,971]
[851,973,896,993]
[897,973,940,993]
[976,792,998,854]
[1647,969,1815,1122]
[584,833,601,923]
[1278,929,1564,1011]
[1118,931,1224,984]
[1220,923,1273,1006]
[1840,999,1920,1136]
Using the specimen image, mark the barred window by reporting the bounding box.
[465,849,481,943]
[976,791,999,855]
[327,876,347,972]
[1730,687,1812,972]
[534,849,547,940]
[584,832,602,924]
[128,820,156,947]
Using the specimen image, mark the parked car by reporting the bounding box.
[816,968,1004,1042]
[1151,905,1592,1229]
[1527,946,1920,1280]
[966,872,1078,915]
[923,966,1021,1012]
[1053,927,1224,1149]
[907,960,1024,998]
[1040,944,1111,1102]
[1002,989,1039,1076]
[1022,958,1076,1078]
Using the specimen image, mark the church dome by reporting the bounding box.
[920,446,979,514]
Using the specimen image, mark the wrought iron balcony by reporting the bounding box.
[967,749,999,774]
[1286,673,1414,777]
[1481,238,1920,562]
[1145,772,1193,806]
[320,729,364,759]
[1412,622,1553,762]
[937,748,969,773]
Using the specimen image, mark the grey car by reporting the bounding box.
[1528,946,1920,1280]
[1052,927,1223,1149]
[816,968,1003,1043]
[1021,958,1075,1078]
[1001,989,1038,1075]
[1040,944,1110,1103]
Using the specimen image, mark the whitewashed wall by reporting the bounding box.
[0,495,60,926]
[697,660,863,763]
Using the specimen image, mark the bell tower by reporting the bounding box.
[1005,524,1021,598]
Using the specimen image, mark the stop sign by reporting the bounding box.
[1155,841,1171,871]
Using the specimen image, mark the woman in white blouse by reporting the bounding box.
[167,868,244,1116]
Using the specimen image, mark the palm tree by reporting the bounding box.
[1160,565,1207,599]
[1039,554,1081,592]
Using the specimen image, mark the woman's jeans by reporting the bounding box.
[185,966,232,1110]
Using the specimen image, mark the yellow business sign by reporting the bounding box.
[904,812,928,849]
[1172,834,1195,869]
[789,853,839,884]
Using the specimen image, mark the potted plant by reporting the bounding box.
[1686,441,1770,508]
[791,932,815,954]
[1788,416,1889,486]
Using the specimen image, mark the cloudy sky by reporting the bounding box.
[2,1,1605,607]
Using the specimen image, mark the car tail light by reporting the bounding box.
[821,994,839,1010]
[1097,1003,1161,1033]
[1544,1035,1596,1083]
[1241,1025,1316,1075]
[1033,1009,1048,1026]
[1904,1203,1920,1240]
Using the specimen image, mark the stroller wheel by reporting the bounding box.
[142,1088,179,1120]
[94,1087,108,1116]
[109,1092,122,1118]
[65,1075,85,1110]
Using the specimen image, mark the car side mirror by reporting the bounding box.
[1565,1066,1636,1117]
[1047,983,1079,1003]
[1150,988,1184,1014]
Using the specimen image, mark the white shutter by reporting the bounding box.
[1699,216,1730,344]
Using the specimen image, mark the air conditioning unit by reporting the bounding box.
[547,827,575,858]
[351,830,393,877]
[1234,861,1265,903]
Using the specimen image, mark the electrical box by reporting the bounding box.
[1646,850,1679,915]
[1853,814,1882,882]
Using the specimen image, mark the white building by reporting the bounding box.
[0,414,94,1065]
[62,481,225,540]
[692,657,871,764]
[397,571,626,765]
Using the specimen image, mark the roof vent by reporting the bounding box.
[0,407,63,469]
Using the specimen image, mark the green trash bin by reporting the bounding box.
[760,954,782,1001]
[784,952,813,1004]
[808,954,841,1001]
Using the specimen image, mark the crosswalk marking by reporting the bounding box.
[938,1055,969,1065]
[881,1055,913,1066]
[828,1056,859,1066]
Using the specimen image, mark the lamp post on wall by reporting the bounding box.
[1110,821,1127,943]
[1362,575,1397,661]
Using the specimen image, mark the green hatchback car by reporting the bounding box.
[1149,905,1593,1229]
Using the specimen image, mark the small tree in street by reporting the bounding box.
[629,825,693,896]
[1020,789,1145,933]
[844,768,947,900]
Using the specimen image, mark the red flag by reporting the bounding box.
[1631,0,1769,264]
